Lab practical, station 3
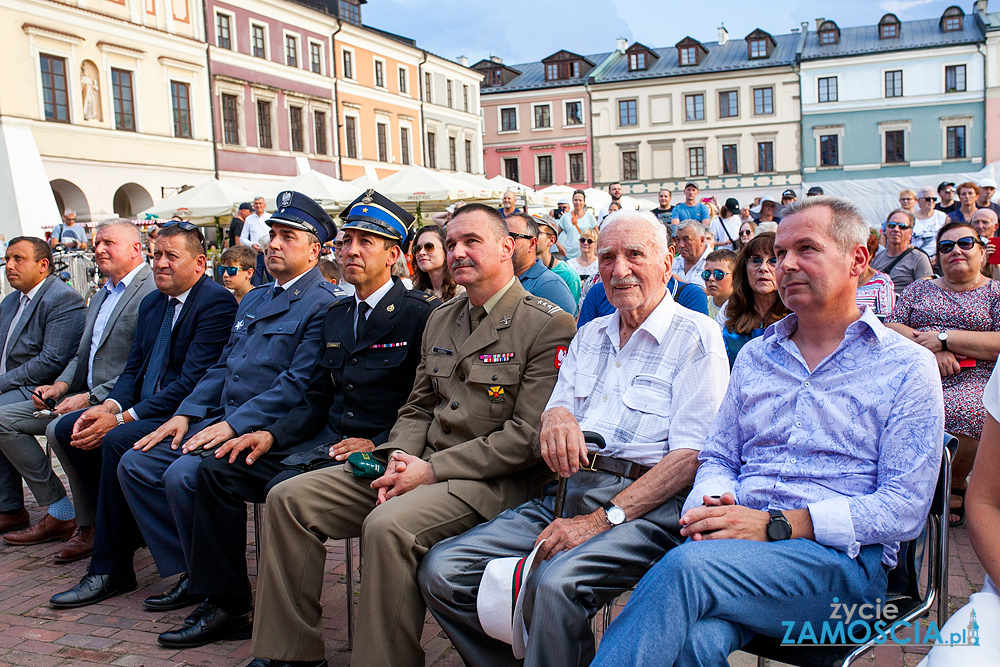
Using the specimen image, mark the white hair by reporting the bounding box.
[95,218,141,243]
[675,219,712,240]
[63,208,76,217]
[781,195,869,254]
[598,210,668,259]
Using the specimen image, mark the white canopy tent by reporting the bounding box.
[376,166,492,207]
[258,170,358,212]
[140,179,253,225]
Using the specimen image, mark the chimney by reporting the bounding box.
[457,55,468,66]
[802,21,810,32]
[718,24,728,46]
[815,17,825,30]
[489,55,502,64]
[616,37,627,54]
[975,0,988,14]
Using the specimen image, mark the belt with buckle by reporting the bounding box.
[580,453,651,481]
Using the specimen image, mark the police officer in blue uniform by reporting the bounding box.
[60,191,344,643]
[152,190,443,651]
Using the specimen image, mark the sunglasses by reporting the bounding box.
[739,229,753,236]
[414,242,441,253]
[922,197,937,202]
[163,220,205,241]
[937,236,984,254]
[580,238,595,245]
[885,222,911,230]
[748,256,778,267]
[701,269,730,281]
[509,231,535,241]
[217,266,249,276]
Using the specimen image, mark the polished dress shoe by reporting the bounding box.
[143,573,196,611]
[244,659,328,667]
[4,515,76,545]
[157,603,253,648]
[53,526,95,563]
[0,509,29,533]
[49,572,137,609]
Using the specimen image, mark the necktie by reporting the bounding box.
[355,302,370,341]
[469,306,487,331]
[0,294,28,376]
[273,285,284,299]
[141,298,179,400]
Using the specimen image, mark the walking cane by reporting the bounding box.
[554,431,606,519]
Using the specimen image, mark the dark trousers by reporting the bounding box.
[251,254,271,287]
[187,451,337,599]
[53,411,165,574]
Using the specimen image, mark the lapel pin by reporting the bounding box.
[234,320,245,331]
[293,289,300,296]
[387,304,395,313]
[499,316,512,326]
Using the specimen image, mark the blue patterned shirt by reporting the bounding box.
[683,308,944,567]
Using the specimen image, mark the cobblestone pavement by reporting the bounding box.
[0,464,984,666]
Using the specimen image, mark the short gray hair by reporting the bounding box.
[885,208,915,226]
[599,210,668,259]
[63,208,76,217]
[675,219,712,241]
[95,218,141,243]
[780,195,869,255]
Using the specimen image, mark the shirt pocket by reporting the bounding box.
[427,356,458,398]
[574,372,598,400]
[468,362,520,420]
[256,319,297,363]
[621,374,672,418]
[365,347,409,370]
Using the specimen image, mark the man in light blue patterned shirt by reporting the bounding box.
[592,196,946,667]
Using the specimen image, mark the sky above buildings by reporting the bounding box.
[363,0,969,64]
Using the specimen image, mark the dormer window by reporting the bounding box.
[818,20,840,45]
[879,14,901,39]
[546,63,558,80]
[625,43,658,72]
[676,37,707,66]
[491,70,502,86]
[941,6,964,32]
[339,0,361,26]
[541,50,592,81]
[745,29,775,59]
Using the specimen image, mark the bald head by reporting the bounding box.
[972,207,999,239]
[502,190,517,212]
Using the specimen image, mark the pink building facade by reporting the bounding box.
[476,53,604,189]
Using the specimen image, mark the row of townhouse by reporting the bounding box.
[2,0,482,229]
[478,1,1000,203]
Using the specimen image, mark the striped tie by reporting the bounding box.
[141,298,179,400]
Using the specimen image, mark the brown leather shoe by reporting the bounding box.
[53,526,94,563]
[0,509,29,534]
[4,515,76,545]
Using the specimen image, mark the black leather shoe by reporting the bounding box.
[143,573,196,612]
[244,660,328,667]
[180,601,213,627]
[157,603,253,648]
[49,572,137,609]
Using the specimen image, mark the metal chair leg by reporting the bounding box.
[253,502,264,562]
[346,537,356,651]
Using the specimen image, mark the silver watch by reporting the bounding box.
[115,413,125,427]
[602,500,626,526]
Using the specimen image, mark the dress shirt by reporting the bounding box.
[88,263,146,388]
[683,309,945,568]
[545,292,729,466]
[353,277,394,335]
[672,247,711,288]
[274,269,308,295]
[0,281,44,375]
[239,212,270,248]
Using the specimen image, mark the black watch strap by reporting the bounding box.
[766,509,792,541]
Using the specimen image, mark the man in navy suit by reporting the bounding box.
[101,192,343,647]
[49,223,237,609]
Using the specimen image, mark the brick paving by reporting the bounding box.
[0,461,984,666]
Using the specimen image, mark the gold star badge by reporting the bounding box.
[362,207,369,213]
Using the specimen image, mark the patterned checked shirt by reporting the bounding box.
[545,292,730,466]
[683,309,945,568]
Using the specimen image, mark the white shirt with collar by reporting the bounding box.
[239,212,270,248]
[88,262,146,388]
[1,279,45,375]
[354,277,394,336]
[273,268,310,296]
[673,246,712,289]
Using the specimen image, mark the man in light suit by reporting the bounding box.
[246,203,577,667]
[0,220,154,555]
[102,192,343,646]
[0,237,85,534]
[47,222,236,607]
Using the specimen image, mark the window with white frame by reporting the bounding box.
[537,155,553,185]
[424,72,432,103]
[945,65,966,93]
[309,42,322,74]
[463,85,470,112]
[565,100,583,125]
[533,104,551,129]
[400,126,411,164]
[398,67,408,93]
[170,81,192,138]
[946,125,967,159]
[685,94,704,121]
[256,99,273,149]
[622,150,638,180]
[290,106,304,152]
[465,139,473,171]
[314,110,327,154]
[425,131,437,168]
[344,114,358,158]
[449,136,457,170]
[40,54,70,122]
[719,90,738,118]
[446,79,453,108]
[818,77,838,102]
[111,68,136,131]
[374,59,385,88]
[377,122,388,161]
[568,153,585,183]
[216,12,233,49]
[721,144,738,174]
[252,24,266,59]
[500,107,517,132]
[884,129,906,163]
[885,70,903,98]
[342,49,354,79]
[688,146,705,176]
[221,93,240,145]
[820,134,839,166]
[753,87,773,115]
[285,34,299,68]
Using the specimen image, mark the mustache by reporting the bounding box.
[609,277,639,287]
[450,258,475,270]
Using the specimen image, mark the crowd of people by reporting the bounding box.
[0,176,996,667]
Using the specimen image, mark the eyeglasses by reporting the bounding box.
[414,242,441,253]
[217,266,249,276]
[579,238,595,245]
[922,197,937,202]
[701,269,730,281]
[748,256,778,268]
[937,236,985,254]
[942,189,957,195]
[885,222,911,230]
[509,232,535,241]
[64,217,76,222]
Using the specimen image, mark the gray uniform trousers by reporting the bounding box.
[0,399,65,507]
[419,469,685,667]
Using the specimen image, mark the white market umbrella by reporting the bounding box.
[488,174,535,195]
[258,170,358,211]
[377,166,490,204]
[140,179,253,224]
[450,171,502,198]
[530,185,577,209]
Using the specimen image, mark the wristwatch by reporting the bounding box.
[115,413,125,427]
[602,500,626,527]
[938,331,949,352]
[765,510,792,541]
[88,391,100,406]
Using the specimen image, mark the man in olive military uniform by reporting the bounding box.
[245,203,577,667]
[110,191,344,649]
[172,191,440,649]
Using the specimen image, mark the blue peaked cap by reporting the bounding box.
[267,190,337,244]
[340,189,414,243]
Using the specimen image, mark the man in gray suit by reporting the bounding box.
[0,221,153,555]
[0,237,85,534]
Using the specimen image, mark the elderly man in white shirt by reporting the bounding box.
[238,196,270,286]
[419,210,730,667]
[672,220,713,289]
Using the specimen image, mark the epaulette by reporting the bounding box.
[248,282,271,293]
[404,289,441,305]
[319,281,347,297]
[331,293,354,306]
[522,294,565,316]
